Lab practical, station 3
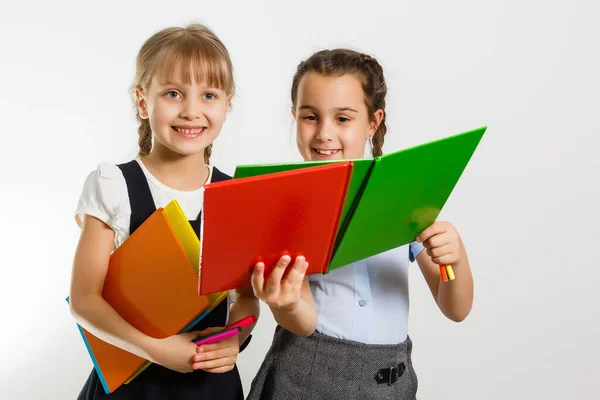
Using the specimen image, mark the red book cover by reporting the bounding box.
[199,162,353,295]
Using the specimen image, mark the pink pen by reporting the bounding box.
[227,314,257,331]
[193,327,241,346]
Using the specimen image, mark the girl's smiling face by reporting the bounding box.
[293,72,382,161]
[136,64,231,157]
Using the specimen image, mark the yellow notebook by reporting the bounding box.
[164,200,202,275]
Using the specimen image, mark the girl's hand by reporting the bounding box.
[416,221,462,265]
[251,255,309,312]
[192,327,240,373]
[146,331,204,373]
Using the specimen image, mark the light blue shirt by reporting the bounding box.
[308,242,424,345]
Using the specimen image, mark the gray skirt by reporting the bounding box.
[247,326,418,400]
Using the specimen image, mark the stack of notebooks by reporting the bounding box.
[69,126,486,393]
[67,201,228,394]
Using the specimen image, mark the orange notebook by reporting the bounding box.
[69,203,227,394]
[199,162,353,295]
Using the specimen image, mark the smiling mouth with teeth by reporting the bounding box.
[313,148,341,156]
[172,126,207,137]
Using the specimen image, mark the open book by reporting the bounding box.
[198,126,486,294]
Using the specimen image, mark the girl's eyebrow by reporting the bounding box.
[334,107,358,113]
[158,80,184,86]
[299,105,358,113]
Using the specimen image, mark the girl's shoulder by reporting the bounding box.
[74,162,131,246]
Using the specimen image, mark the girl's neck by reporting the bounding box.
[141,145,210,191]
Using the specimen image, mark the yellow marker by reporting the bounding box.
[445,264,455,280]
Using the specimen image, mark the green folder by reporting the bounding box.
[234,126,486,271]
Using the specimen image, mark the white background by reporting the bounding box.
[1,0,599,398]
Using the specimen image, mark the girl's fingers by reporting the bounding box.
[250,262,265,296]
[281,257,307,289]
[265,255,291,292]
[416,222,446,243]
[192,357,237,371]
[426,244,453,259]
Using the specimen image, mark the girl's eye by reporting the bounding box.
[203,93,216,100]
[166,91,181,99]
[337,116,350,123]
[302,115,317,121]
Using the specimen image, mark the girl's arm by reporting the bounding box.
[415,221,474,322]
[69,215,200,373]
[252,256,318,336]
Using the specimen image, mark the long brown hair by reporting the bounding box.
[291,49,387,157]
[131,24,235,163]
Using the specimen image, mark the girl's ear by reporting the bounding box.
[291,107,297,120]
[368,109,384,136]
[135,87,149,119]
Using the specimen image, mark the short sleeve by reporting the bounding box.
[408,241,425,263]
[74,163,130,235]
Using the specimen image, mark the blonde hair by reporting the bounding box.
[131,24,235,163]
